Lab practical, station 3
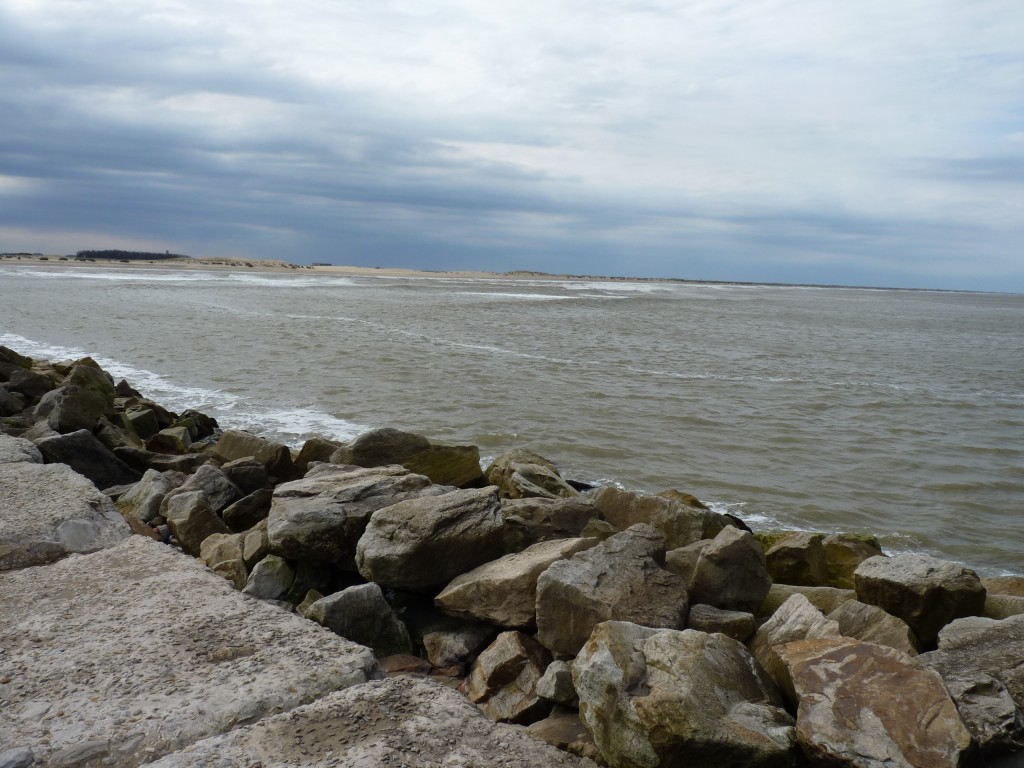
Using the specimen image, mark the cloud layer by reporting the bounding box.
[1,0,1022,289]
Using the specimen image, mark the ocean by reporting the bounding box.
[2,263,1022,575]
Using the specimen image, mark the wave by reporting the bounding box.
[1,266,356,289]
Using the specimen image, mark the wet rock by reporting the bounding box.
[764,531,828,587]
[465,631,552,724]
[241,554,295,600]
[331,427,484,487]
[0,433,42,464]
[828,598,920,655]
[689,525,772,612]
[35,428,141,489]
[535,523,689,655]
[306,582,413,657]
[591,486,730,549]
[686,603,757,642]
[854,553,987,647]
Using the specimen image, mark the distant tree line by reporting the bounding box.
[75,250,189,261]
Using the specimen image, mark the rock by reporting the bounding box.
[574,621,796,768]
[0,747,34,768]
[355,486,505,589]
[294,435,343,473]
[488,459,579,500]
[284,559,336,604]
[94,416,144,452]
[822,533,883,589]
[764,531,828,586]
[664,537,712,582]
[759,583,857,617]
[536,659,578,707]
[122,405,161,440]
[986,594,1024,620]
[689,525,773,612]
[535,523,690,655]
[305,582,413,657]
[0,345,33,370]
[267,464,438,568]
[778,636,974,768]
[750,593,841,692]
[113,445,210,475]
[657,487,711,508]
[163,490,231,556]
[500,496,602,551]
[35,429,141,490]
[0,388,26,417]
[8,368,58,403]
[45,384,110,434]
[0,433,42,464]
[145,676,597,768]
[465,631,552,724]
[162,464,240,516]
[65,359,115,409]
[241,554,295,600]
[854,553,987,647]
[173,409,218,441]
[219,457,268,496]
[221,487,273,532]
[591,485,730,549]
[199,532,248,589]
[915,614,1024,757]
[435,537,597,628]
[115,469,182,525]
[332,427,484,488]
[0,462,130,570]
[146,426,192,454]
[242,521,270,569]
[828,598,920,655]
[983,576,1024,597]
[422,621,495,668]
[0,537,379,767]
[526,712,601,763]
[214,429,298,481]
[687,603,757,642]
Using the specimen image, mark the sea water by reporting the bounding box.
[2,264,1022,575]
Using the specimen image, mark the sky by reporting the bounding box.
[1,0,1022,291]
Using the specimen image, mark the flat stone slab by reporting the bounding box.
[0,462,130,570]
[149,676,598,768]
[0,536,379,767]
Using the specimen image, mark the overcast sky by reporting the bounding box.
[1,1,1022,290]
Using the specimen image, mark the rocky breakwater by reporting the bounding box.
[2,344,1024,768]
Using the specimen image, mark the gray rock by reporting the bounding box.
[465,631,552,724]
[0,433,42,464]
[214,429,298,482]
[500,496,602,551]
[536,659,578,707]
[221,487,273,533]
[267,464,437,568]
[163,490,230,556]
[535,523,689,655]
[764,531,828,586]
[305,582,412,657]
[163,464,240,516]
[115,469,182,525]
[0,462,130,570]
[219,457,268,496]
[828,598,920,655]
[686,603,757,642]
[241,554,295,600]
[750,593,841,694]
[0,388,26,417]
[35,429,141,490]
[484,448,577,500]
[591,485,730,549]
[355,486,505,589]
[44,385,110,434]
[574,621,796,768]
[422,622,494,669]
[758,583,857,617]
[294,435,343,474]
[332,427,484,487]
[0,537,379,768]
[689,525,772,612]
[664,538,712,583]
[0,747,34,768]
[855,553,987,647]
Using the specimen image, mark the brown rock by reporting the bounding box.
[688,525,772,612]
[822,533,883,589]
[591,486,729,549]
[828,598,919,655]
[465,631,552,724]
[765,531,828,586]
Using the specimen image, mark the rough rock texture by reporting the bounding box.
[822,533,883,589]
[914,614,1024,757]
[500,496,602,551]
[219,457,268,496]
[536,659,578,707]
[435,536,597,628]
[778,636,974,768]
[305,582,413,657]
[765,531,828,587]
[267,464,437,568]
[465,631,553,724]
[687,603,757,642]
[355,486,505,589]
[163,490,231,556]
[689,525,773,612]
[750,593,842,692]
[294,435,343,473]
[574,621,797,768]
[535,523,690,655]
[591,486,729,549]
[664,538,712,583]
[422,622,495,669]
[0,462,130,570]
[0,433,42,464]
[198,531,248,589]
[526,712,601,763]
[331,427,484,488]
[0,537,379,768]
[214,428,298,481]
[221,487,273,532]
[146,676,598,768]
[44,384,110,434]
[828,598,920,655]
[163,464,241,516]
[115,469,181,525]
[241,554,295,600]
[759,583,856,617]
[854,554,987,647]
[985,594,1024,620]
[485,448,578,499]
[35,428,142,490]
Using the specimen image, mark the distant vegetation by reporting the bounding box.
[75,250,189,261]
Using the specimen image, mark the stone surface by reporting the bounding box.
[435,536,597,628]
[591,485,729,549]
[267,464,437,568]
[0,433,42,464]
[984,577,1024,597]
[355,486,505,589]
[115,468,181,525]
[759,583,856,617]
[294,435,343,473]
[822,533,884,589]
[305,582,413,657]
[465,631,552,724]
[828,598,920,655]
[163,463,241,516]
[219,456,268,496]
[146,676,598,768]
[779,636,974,768]
[855,553,987,647]
[241,553,296,600]
[163,490,231,556]
[500,496,602,551]
[0,747,34,768]
[0,537,379,768]
[664,537,712,583]
[689,525,773,612]
[0,461,130,570]
[214,428,298,481]
[526,712,601,763]
[765,531,828,586]
[35,428,141,490]
[750,593,842,692]
[422,622,495,668]
[331,427,484,487]
[574,621,796,768]
[536,659,578,707]
[198,531,248,589]
[44,384,110,433]
[536,523,690,655]
[687,603,757,642]
[221,487,273,532]
[485,448,577,499]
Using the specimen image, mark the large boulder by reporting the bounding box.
[162,464,241,516]
[759,583,856,618]
[686,604,757,642]
[199,532,249,589]
[7,368,56,403]
[574,621,797,768]
[219,457,269,496]
[822,533,883,589]
[0,462,130,570]
[241,554,295,600]
[267,464,438,569]
[305,582,413,657]
[828,598,920,656]
[163,490,231,556]
[500,496,602,551]
[688,525,772,613]
[44,383,111,434]
[435,537,597,628]
[750,593,842,692]
[356,486,505,589]
[214,429,298,482]
[854,554,987,647]
[0,433,42,464]
[222,487,273,533]
[331,427,484,487]
[590,486,730,549]
[764,532,828,586]
[465,631,552,724]
[294,435,344,474]
[777,637,974,768]
[535,523,690,655]
[485,448,578,499]
[35,428,141,490]
[115,469,183,526]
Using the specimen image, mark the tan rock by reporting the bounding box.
[765,531,828,586]
[828,598,920,655]
[759,583,856,618]
[822,533,883,589]
[332,427,483,487]
[689,525,772,612]
[750,593,841,692]
[465,631,552,724]
[591,486,729,549]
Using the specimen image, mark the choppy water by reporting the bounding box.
[2,264,1022,575]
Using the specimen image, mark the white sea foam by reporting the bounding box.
[0,266,357,289]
